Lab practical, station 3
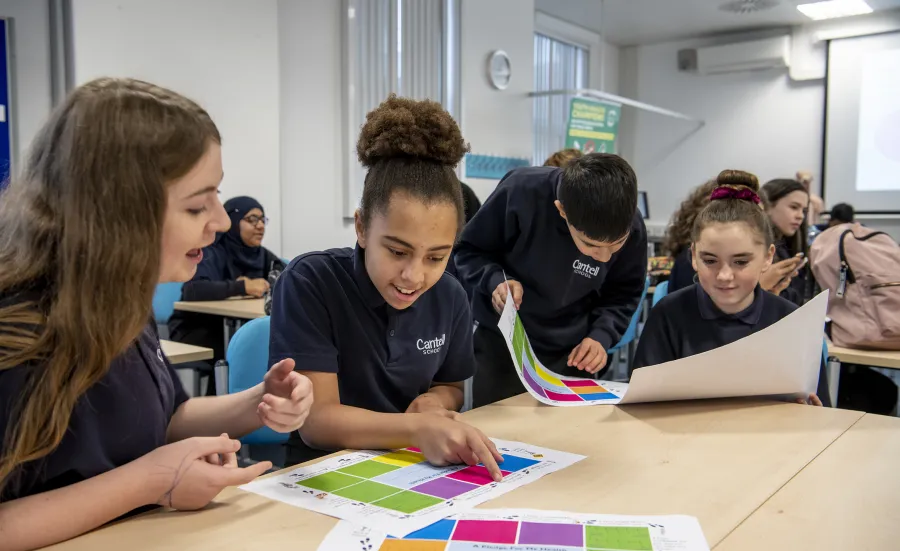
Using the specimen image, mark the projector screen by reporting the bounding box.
[825,32,900,213]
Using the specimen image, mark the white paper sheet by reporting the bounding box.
[318,508,711,550]
[498,287,828,406]
[240,440,584,537]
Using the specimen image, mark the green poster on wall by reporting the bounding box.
[565,97,621,154]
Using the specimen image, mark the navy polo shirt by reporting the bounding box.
[0,307,188,501]
[454,166,648,356]
[633,284,831,406]
[269,246,475,415]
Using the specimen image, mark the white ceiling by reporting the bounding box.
[536,0,900,46]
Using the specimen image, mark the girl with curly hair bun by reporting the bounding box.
[269,95,504,478]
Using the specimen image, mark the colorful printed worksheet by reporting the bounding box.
[498,283,828,407]
[317,508,711,551]
[240,440,584,537]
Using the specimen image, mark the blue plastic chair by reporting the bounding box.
[609,277,651,353]
[225,316,287,446]
[152,282,184,325]
[652,280,669,308]
[607,277,651,379]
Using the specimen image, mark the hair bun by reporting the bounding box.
[715,169,760,193]
[356,94,469,168]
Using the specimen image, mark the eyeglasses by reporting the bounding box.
[242,215,269,226]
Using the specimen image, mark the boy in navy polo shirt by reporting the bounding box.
[455,154,648,407]
[269,95,503,477]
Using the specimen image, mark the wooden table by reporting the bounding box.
[46,395,866,550]
[827,342,900,370]
[716,413,900,550]
[159,339,214,364]
[173,298,266,320]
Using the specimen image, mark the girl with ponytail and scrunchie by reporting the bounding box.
[634,170,829,406]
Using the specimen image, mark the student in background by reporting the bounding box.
[543,148,583,168]
[0,78,313,551]
[796,170,824,227]
[168,196,285,361]
[633,170,829,406]
[665,180,716,293]
[826,203,855,228]
[460,182,482,222]
[269,95,503,477]
[445,181,481,286]
[761,179,811,306]
[455,154,648,407]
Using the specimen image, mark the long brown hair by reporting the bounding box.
[0,78,220,496]
[761,178,809,258]
[664,179,718,256]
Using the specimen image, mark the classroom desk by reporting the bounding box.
[173,298,266,384]
[827,341,900,370]
[716,413,900,550]
[172,298,266,320]
[46,395,864,551]
[159,339,214,364]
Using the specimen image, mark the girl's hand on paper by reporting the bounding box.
[492,280,523,314]
[796,393,823,407]
[410,414,505,481]
[567,337,607,374]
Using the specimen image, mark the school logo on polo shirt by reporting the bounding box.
[572,259,600,278]
[417,334,446,355]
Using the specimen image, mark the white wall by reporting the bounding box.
[622,35,824,231]
[69,0,283,254]
[0,0,53,164]
[460,0,535,202]
[278,0,354,259]
[620,14,900,241]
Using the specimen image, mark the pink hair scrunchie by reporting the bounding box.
[710,187,761,204]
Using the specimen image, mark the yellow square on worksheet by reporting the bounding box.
[371,450,426,467]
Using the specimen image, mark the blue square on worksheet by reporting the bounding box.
[578,392,619,401]
[496,454,541,472]
[403,518,457,540]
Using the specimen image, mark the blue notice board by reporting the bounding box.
[0,18,11,190]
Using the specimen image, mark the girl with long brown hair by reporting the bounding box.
[761,178,811,306]
[0,78,313,550]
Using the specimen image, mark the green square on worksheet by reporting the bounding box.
[586,525,653,551]
[373,490,443,514]
[337,460,401,479]
[332,480,402,503]
[296,471,362,493]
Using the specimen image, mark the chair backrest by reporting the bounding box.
[226,316,286,445]
[152,283,184,324]
[652,280,669,308]
[609,277,651,352]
